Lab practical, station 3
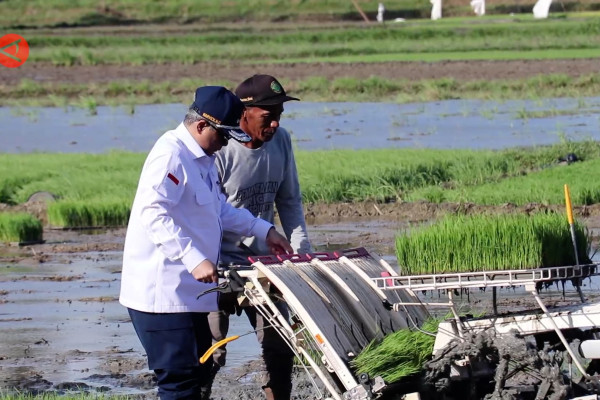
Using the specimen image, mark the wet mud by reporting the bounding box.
[1,202,600,398]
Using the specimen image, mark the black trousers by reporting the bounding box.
[128,308,213,400]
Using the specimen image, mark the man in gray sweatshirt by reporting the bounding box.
[207,75,312,400]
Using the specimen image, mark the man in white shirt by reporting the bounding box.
[207,75,312,400]
[119,86,292,400]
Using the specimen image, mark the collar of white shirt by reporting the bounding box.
[174,122,214,161]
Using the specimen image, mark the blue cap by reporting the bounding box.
[190,86,251,143]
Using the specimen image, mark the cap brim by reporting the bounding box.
[219,126,251,143]
[244,95,300,107]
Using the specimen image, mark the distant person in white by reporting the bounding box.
[431,0,442,19]
[119,86,292,400]
[377,2,385,22]
[533,0,552,18]
[470,0,485,16]
[205,75,312,400]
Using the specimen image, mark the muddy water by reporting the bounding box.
[2,97,600,153]
[0,248,263,396]
[0,220,405,396]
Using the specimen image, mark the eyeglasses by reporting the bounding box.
[204,119,230,142]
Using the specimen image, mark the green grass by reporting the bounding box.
[409,158,600,205]
[395,213,591,275]
[297,139,600,203]
[0,152,143,228]
[47,200,132,228]
[4,73,600,107]
[0,13,598,106]
[0,140,599,229]
[4,0,600,28]
[16,17,600,66]
[278,48,600,63]
[0,212,43,243]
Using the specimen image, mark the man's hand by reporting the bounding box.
[266,227,293,255]
[191,259,218,283]
[218,292,244,316]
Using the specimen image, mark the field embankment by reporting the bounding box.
[1,10,599,106]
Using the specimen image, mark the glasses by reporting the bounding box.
[204,119,230,142]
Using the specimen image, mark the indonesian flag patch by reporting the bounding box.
[167,172,179,185]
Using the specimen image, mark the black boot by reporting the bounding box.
[200,364,220,400]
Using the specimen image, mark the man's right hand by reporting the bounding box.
[191,259,218,283]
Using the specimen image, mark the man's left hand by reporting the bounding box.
[266,227,293,255]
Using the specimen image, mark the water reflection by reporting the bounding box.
[2,97,599,153]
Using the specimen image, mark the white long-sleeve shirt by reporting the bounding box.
[216,127,311,265]
[119,123,272,313]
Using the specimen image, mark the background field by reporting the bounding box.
[1,1,600,106]
[2,0,600,27]
[2,2,600,398]
[1,1,599,236]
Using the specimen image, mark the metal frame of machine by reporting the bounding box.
[224,248,600,400]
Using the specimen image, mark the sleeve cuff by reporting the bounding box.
[181,248,207,273]
[252,219,274,242]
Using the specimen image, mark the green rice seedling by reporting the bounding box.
[50,49,78,67]
[12,16,600,73]
[395,213,591,276]
[351,318,440,383]
[47,200,131,228]
[124,102,135,115]
[5,71,600,107]
[423,158,600,206]
[80,50,99,66]
[0,212,43,244]
[15,79,43,97]
[1,140,600,232]
[78,96,98,116]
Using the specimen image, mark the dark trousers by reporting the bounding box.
[245,305,294,399]
[128,308,213,400]
[208,302,294,399]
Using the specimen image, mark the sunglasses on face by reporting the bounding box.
[204,120,230,142]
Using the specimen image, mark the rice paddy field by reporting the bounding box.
[2,1,600,398]
[1,1,600,106]
[1,139,599,234]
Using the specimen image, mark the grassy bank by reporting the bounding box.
[19,18,600,66]
[1,11,598,106]
[4,73,600,107]
[0,140,598,229]
[3,0,600,28]
[408,157,600,205]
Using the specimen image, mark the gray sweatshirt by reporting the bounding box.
[216,127,311,265]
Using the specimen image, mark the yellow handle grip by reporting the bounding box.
[564,184,574,225]
[199,335,240,364]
